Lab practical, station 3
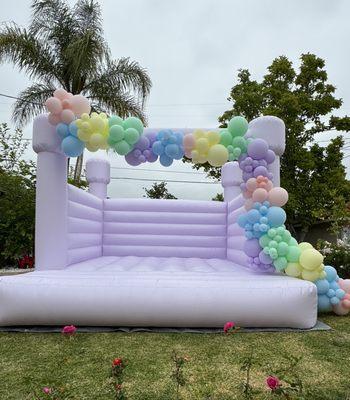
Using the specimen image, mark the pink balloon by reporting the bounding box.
[45,97,62,114]
[333,302,350,316]
[183,134,195,149]
[339,279,350,293]
[48,113,61,125]
[62,99,71,109]
[252,188,268,202]
[184,150,192,158]
[70,95,91,117]
[268,187,289,207]
[54,88,70,100]
[246,178,257,192]
[266,180,273,191]
[60,109,75,124]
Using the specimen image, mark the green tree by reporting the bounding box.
[0,0,151,181]
[197,54,350,240]
[144,182,177,199]
[0,124,35,266]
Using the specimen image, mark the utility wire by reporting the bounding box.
[110,176,219,184]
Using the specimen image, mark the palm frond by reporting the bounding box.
[85,78,146,122]
[12,82,56,127]
[0,24,61,84]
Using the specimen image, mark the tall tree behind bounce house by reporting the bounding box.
[0,0,151,182]
[196,54,350,241]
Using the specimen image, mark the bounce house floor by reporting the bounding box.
[0,256,317,328]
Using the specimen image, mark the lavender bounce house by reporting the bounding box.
[0,114,319,329]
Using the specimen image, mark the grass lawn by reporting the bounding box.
[0,315,349,400]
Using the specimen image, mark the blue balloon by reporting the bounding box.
[159,153,173,167]
[330,297,340,305]
[237,214,247,228]
[165,144,180,158]
[61,136,85,157]
[325,265,337,282]
[336,288,345,299]
[247,209,260,224]
[318,294,332,312]
[266,206,286,227]
[152,141,165,155]
[68,121,78,137]
[56,123,69,139]
[315,279,329,295]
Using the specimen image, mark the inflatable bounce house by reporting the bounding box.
[0,89,349,328]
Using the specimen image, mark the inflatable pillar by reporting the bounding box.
[247,116,285,186]
[86,159,110,199]
[32,114,68,270]
[221,161,242,202]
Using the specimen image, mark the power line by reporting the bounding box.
[110,166,205,174]
[110,176,219,184]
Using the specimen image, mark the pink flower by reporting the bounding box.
[223,321,235,333]
[61,325,77,336]
[42,387,52,394]
[266,375,280,390]
[112,358,123,366]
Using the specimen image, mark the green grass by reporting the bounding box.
[0,316,349,399]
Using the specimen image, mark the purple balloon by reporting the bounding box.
[243,238,261,257]
[253,165,268,178]
[247,138,269,160]
[259,250,273,265]
[125,152,141,166]
[266,149,276,164]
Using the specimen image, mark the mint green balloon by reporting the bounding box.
[124,128,140,145]
[232,136,247,152]
[282,230,292,242]
[286,246,301,262]
[109,125,124,142]
[232,148,241,158]
[269,240,278,249]
[123,117,143,134]
[274,256,287,271]
[269,248,278,260]
[267,228,276,238]
[228,116,248,137]
[274,235,282,243]
[289,237,298,247]
[277,242,289,256]
[220,129,232,147]
[109,115,123,127]
[259,234,270,248]
[115,140,131,155]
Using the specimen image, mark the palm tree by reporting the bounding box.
[0,0,152,180]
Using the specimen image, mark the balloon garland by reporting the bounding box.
[45,89,350,315]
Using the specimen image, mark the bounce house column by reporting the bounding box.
[221,161,242,202]
[86,159,111,199]
[32,115,68,270]
[247,116,285,186]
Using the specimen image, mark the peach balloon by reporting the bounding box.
[45,97,62,114]
[268,187,288,207]
[48,113,61,125]
[70,95,91,117]
[53,88,69,100]
[60,109,75,124]
[252,188,268,202]
[333,302,350,316]
[339,278,350,293]
[62,99,71,109]
[246,178,257,192]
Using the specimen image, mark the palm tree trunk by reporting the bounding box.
[74,153,84,183]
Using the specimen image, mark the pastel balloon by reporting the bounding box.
[333,302,350,316]
[227,116,248,137]
[207,144,228,167]
[70,95,91,116]
[123,117,144,134]
[252,188,268,202]
[299,249,323,270]
[243,238,261,257]
[266,206,286,227]
[268,187,289,207]
[61,136,85,157]
[285,262,302,278]
[61,109,75,124]
[298,242,313,251]
[45,97,62,114]
[247,138,269,160]
[53,88,70,100]
[48,113,61,125]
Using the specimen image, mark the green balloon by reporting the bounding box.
[228,153,235,161]
[115,140,131,155]
[282,230,292,242]
[232,136,247,152]
[109,115,123,127]
[124,128,140,145]
[227,116,248,137]
[269,248,278,260]
[259,234,270,248]
[109,125,124,142]
[269,240,278,249]
[274,257,288,271]
[286,246,301,262]
[220,129,232,147]
[123,117,143,134]
[267,228,276,238]
[274,235,282,243]
[289,237,298,247]
[232,147,241,158]
[277,242,289,256]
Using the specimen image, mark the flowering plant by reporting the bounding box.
[17,254,34,269]
[223,321,240,334]
[61,325,77,337]
[111,357,127,400]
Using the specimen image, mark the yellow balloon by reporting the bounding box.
[299,248,323,270]
[85,143,99,152]
[196,138,209,153]
[207,144,229,167]
[298,242,313,251]
[207,130,220,145]
[89,133,104,147]
[77,130,90,142]
[285,262,302,278]
[301,269,321,282]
